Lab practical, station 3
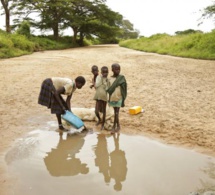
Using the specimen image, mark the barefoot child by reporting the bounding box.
[38,76,86,130]
[107,63,127,133]
[90,65,99,89]
[93,66,110,130]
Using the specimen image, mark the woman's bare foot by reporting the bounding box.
[83,125,88,131]
[59,124,68,131]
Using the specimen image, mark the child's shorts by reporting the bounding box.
[108,99,122,107]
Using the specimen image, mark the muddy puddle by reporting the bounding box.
[5,121,215,195]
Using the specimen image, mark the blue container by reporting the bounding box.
[61,110,84,129]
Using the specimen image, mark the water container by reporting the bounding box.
[61,110,84,129]
[129,106,142,115]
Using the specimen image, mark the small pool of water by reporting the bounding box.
[5,121,215,195]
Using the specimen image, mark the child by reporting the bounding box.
[93,66,109,130]
[38,76,86,131]
[107,63,127,133]
[90,65,99,89]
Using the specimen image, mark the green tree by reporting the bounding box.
[78,3,123,44]
[12,0,69,39]
[0,0,13,32]
[10,0,134,44]
[200,2,215,26]
[175,29,203,35]
[63,0,123,45]
[119,19,139,39]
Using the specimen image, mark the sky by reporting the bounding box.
[105,0,215,36]
[0,0,214,37]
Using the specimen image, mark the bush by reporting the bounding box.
[11,34,35,52]
[16,20,31,38]
[0,35,14,48]
[0,31,79,58]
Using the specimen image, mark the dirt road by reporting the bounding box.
[0,44,215,193]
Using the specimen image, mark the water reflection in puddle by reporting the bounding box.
[5,123,215,195]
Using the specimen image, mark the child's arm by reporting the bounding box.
[90,77,95,89]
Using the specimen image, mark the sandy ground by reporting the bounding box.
[0,44,215,194]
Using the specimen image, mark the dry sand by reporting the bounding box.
[0,44,215,194]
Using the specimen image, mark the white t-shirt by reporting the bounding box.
[52,77,76,95]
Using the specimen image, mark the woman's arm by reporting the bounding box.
[52,87,66,110]
[66,94,72,111]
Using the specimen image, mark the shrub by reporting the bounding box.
[11,34,34,52]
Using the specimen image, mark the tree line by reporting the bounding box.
[0,0,140,45]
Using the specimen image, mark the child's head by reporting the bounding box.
[101,66,108,78]
[111,63,120,77]
[75,76,86,89]
[91,65,99,76]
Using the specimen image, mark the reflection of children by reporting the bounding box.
[93,66,109,130]
[94,134,110,183]
[90,65,99,89]
[109,133,127,191]
[38,76,86,130]
[107,63,127,133]
[44,133,89,176]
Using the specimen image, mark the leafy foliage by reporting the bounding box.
[16,20,31,37]
[202,2,215,22]
[1,0,138,44]
[118,19,139,39]
[200,1,215,27]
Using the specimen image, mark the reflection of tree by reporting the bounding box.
[94,133,127,191]
[44,133,89,177]
[94,134,110,183]
[109,133,127,191]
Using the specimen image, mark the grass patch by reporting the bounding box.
[119,31,215,60]
[0,30,81,59]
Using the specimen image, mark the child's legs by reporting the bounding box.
[113,107,117,128]
[115,107,120,126]
[101,101,107,129]
[113,107,120,131]
[95,100,101,123]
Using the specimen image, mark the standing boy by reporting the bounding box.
[93,66,109,130]
[107,63,127,133]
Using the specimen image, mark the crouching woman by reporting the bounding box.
[38,76,86,130]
